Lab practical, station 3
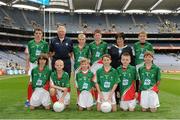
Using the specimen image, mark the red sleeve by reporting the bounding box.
[43,81,50,91]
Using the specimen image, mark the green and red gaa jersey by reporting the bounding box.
[31,65,51,90]
[133,41,154,65]
[76,70,94,92]
[73,44,90,70]
[96,67,120,92]
[27,39,49,63]
[89,41,108,64]
[117,65,137,101]
[138,64,161,92]
[50,71,70,88]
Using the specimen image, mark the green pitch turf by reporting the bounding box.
[0,73,180,119]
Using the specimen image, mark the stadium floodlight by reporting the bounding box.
[74,9,95,13]
[96,0,102,11]
[0,1,7,5]
[123,0,132,11]
[12,4,39,10]
[100,9,121,14]
[68,0,74,10]
[44,8,70,12]
[125,9,146,14]
[151,9,172,14]
[150,0,163,10]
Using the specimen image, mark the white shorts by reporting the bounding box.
[97,92,116,105]
[78,90,93,108]
[140,90,160,109]
[56,90,70,105]
[120,99,136,110]
[29,62,37,82]
[30,88,51,107]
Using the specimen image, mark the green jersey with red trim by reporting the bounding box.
[31,65,51,90]
[133,41,154,65]
[96,67,120,92]
[138,64,161,92]
[89,41,108,64]
[117,65,137,101]
[76,70,94,92]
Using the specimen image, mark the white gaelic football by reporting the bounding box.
[100,102,112,113]
[53,102,65,112]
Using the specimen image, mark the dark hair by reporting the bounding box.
[115,32,125,40]
[102,54,111,60]
[37,53,49,66]
[94,29,101,34]
[122,52,130,57]
[34,27,43,34]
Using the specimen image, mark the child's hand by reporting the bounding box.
[58,97,64,103]
[107,92,113,102]
[99,92,104,102]
[134,92,138,99]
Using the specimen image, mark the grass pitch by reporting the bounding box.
[0,73,180,119]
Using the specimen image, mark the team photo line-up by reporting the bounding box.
[24,25,160,113]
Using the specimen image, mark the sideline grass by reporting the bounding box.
[0,74,180,119]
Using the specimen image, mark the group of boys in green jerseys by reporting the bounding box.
[26,28,160,112]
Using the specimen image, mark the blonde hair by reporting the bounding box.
[138,31,147,37]
[80,57,90,64]
[78,33,86,39]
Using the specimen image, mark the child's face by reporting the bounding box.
[55,60,64,71]
[34,30,43,43]
[81,62,89,71]
[94,33,102,41]
[138,34,147,44]
[78,37,86,45]
[102,57,111,66]
[144,55,153,64]
[39,58,47,66]
[121,55,130,67]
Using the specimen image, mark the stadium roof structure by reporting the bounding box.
[0,0,180,13]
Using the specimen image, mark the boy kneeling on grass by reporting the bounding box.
[94,54,120,112]
[138,51,161,112]
[50,60,70,109]
[30,54,51,110]
[75,58,94,111]
[117,52,138,111]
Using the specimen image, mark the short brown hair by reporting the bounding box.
[94,29,101,34]
[122,52,131,57]
[34,27,43,34]
[102,54,111,60]
[115,32,125,40]
[37,53,49,65]
[144,51,153,58]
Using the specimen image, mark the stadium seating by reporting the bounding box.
[0,6,179,33]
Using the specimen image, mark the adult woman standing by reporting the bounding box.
[108,32,135,69]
